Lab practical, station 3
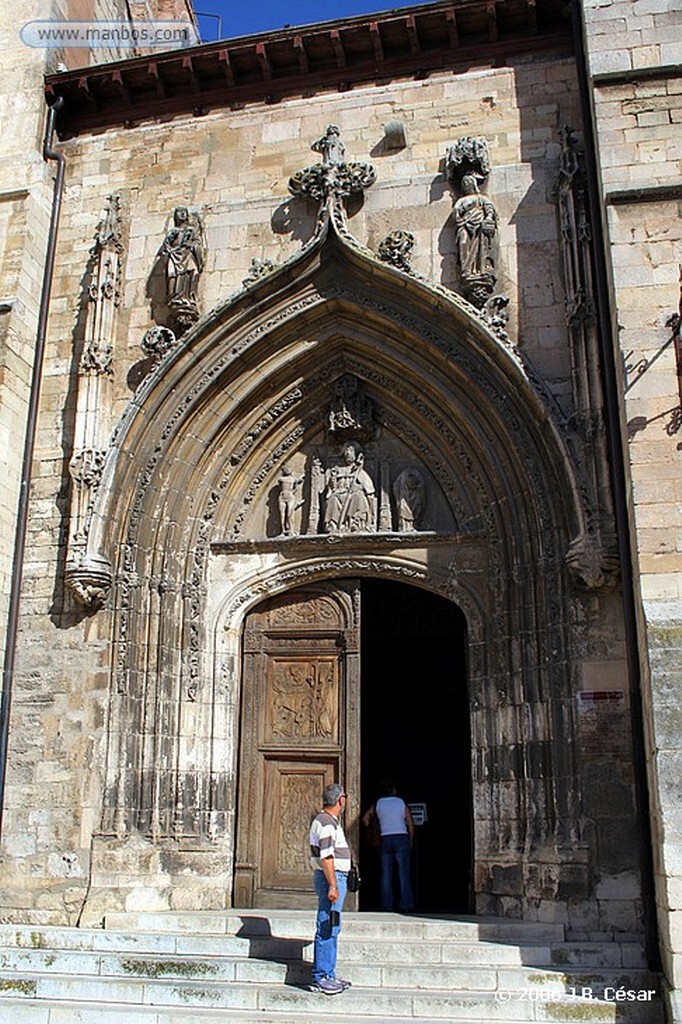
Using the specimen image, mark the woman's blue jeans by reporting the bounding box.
[312,868,348,982]
[380,833,414,911]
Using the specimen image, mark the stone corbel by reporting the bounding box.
[65,552,114,608]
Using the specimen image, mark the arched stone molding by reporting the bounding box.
[84,208,600,921]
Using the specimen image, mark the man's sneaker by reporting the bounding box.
[310,977,344,995]
[335,976,352,989]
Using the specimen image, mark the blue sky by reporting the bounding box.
[193,0,431,42]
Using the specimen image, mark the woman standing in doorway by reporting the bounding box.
[362,779,415,912]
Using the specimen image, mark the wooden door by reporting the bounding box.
[233,582,360,908]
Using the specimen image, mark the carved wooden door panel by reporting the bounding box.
[234,582,360,909]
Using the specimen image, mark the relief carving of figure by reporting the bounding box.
[327,373,374,438]
[454,173,498,308]
[393,467,425,532]
[323,442,376,534]
[159,205,205,330]
[277,464,302,536]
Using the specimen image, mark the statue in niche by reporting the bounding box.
[277,464,302,536]
[453,173,498,308]
[159,205,205,331]
[327,373,374,439]
[322,442,376,534]
[393,467,425,532]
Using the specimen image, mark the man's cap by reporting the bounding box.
[322,783,344,806]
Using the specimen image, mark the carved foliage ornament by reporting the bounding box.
[288,125,376,207]
[378,230,415,274]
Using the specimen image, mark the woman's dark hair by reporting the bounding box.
[377,777,397,798]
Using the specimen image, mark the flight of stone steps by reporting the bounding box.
[0,909,665,1023]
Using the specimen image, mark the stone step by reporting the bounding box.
[0,944,659,993]
[0,974,665,1023]
[0,923,648,969]
[0,997,666,1024]
[103,909,567,944]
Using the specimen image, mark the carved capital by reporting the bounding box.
[69,447,107,490]
[565,533,620,590]
[65,553,114,608]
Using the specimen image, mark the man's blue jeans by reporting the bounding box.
[380,833,414,911]
[312,868,347,982]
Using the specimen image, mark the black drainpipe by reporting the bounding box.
[569,2,661,970]
[0,95,65,839]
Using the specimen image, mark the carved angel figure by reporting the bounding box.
[393,467,425,532]
[323,442,376,534]
[454,174,498,307]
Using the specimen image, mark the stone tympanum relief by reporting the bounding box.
[263,374,452,538]
[445,137,499,309]
[158,205,205,333]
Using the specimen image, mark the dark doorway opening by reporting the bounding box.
[359,578,471,913]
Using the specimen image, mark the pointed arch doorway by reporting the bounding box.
[233,577,471,913]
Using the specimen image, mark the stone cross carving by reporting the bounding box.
[288,125,376,208]
[445,137,499,308]
[158,205,205,333]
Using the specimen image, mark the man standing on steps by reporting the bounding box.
[308,783,353,995]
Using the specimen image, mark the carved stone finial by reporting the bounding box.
[158,205,205,334]
[288,126,376,209]
[141,325,177,363]
[93,192,124,255]
[378,230,415,273]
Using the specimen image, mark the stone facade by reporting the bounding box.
[0,0,679,1020]
[582,1,682,1019]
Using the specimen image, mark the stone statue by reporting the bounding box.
[311,124,345,166]
[327,373,374,438]
[393,467,425,531]
[323,442,376,534]
[159,205,204,330]
[277,464,302,536]
[454,173,498,307]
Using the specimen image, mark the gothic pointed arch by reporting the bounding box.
[81,202,598,916]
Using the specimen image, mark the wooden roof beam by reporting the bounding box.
[256,43,272,80]
[294,35,309,75]
[486,2,499,43]
[406,15,420,55]
[147,61,166,99]
[182,55,201,93]
[369,21,384,62]
[445,7,459,48]
[111,70,130,105]
[330,29,346,67]
[218,49,235,87]
[526,0,538,32]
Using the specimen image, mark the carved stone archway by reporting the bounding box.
[77,200,600,923]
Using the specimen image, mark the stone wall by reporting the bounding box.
[581,0,682,1018]
[0,30,651,964]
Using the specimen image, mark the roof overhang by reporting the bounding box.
[45,0,573,138]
